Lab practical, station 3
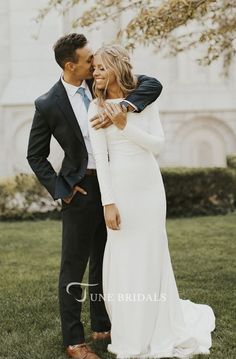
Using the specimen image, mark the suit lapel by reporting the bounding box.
[55,80,85,144]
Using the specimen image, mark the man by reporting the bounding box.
[27,33,162,359]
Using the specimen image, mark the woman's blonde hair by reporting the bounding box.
[93,44,137,106]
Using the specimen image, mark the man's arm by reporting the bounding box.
[27,103,58,200]
[122,75,163,113]
[90,74,163,130]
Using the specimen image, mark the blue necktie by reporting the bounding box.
[77,87,91,111]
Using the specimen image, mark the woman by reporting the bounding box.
[88,45,215,359]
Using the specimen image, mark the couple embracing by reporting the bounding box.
[27,33,215,359]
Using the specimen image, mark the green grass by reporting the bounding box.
[0,214,235,359]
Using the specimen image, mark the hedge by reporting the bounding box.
[226,154,236,206]
[227,154,236,169]
[161,167,235,217]
[0,168,235,221]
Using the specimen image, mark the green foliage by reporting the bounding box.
[161,167,236,217]
[0,173,61,221]
[226,154,236,206]
[0,169,235,220]
[36,0,236,75]
[226,154,236,169]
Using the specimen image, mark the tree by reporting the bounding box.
[36,0,236,75]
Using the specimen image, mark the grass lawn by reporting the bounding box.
[0,214,235,359]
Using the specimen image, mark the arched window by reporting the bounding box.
[193,141,214,167]
[173,117,236,167]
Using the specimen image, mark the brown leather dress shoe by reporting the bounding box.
[66,344,101,359]
[91,331,111,341]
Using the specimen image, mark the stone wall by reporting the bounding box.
[0,0,235,178]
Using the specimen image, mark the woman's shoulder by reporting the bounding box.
[89,99,100,110]
[88,99,100,118]
[90,98,99,107]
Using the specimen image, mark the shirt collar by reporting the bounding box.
[61,75,88,97]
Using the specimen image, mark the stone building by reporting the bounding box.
[0,0,236,178]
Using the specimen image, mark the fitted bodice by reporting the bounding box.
[88,98,165,206]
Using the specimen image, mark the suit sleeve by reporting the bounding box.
[26,103,58,199]
[119,100,165,155]
[124,75,163,112]
[88,102,115,206]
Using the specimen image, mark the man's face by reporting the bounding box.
[68,45,94,81]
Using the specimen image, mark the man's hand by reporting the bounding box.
[62,185,87,204]
[90,113,112,130]
[104,103,127,130]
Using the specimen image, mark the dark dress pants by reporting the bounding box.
[59,175,111,346]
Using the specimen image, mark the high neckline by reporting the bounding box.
[105,98,124,101]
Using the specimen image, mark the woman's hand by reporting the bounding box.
[104,204,121,230]
[104,103,127,130]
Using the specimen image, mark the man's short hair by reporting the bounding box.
[53,33,88,69]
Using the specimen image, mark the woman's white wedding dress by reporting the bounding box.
[88,99,215,359]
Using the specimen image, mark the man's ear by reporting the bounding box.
[64,62,75,72]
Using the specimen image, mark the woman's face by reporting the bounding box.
[93,54,117,90]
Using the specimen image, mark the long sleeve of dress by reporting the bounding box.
[88,101,115,206]
[119,100,165,155]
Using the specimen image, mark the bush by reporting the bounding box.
[0,173,61,221]
[161,167,235,217]
[226,154,236,169]
[226,154,236,206]
[0,169,235,220]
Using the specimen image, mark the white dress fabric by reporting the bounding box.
[88,99,215,359]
